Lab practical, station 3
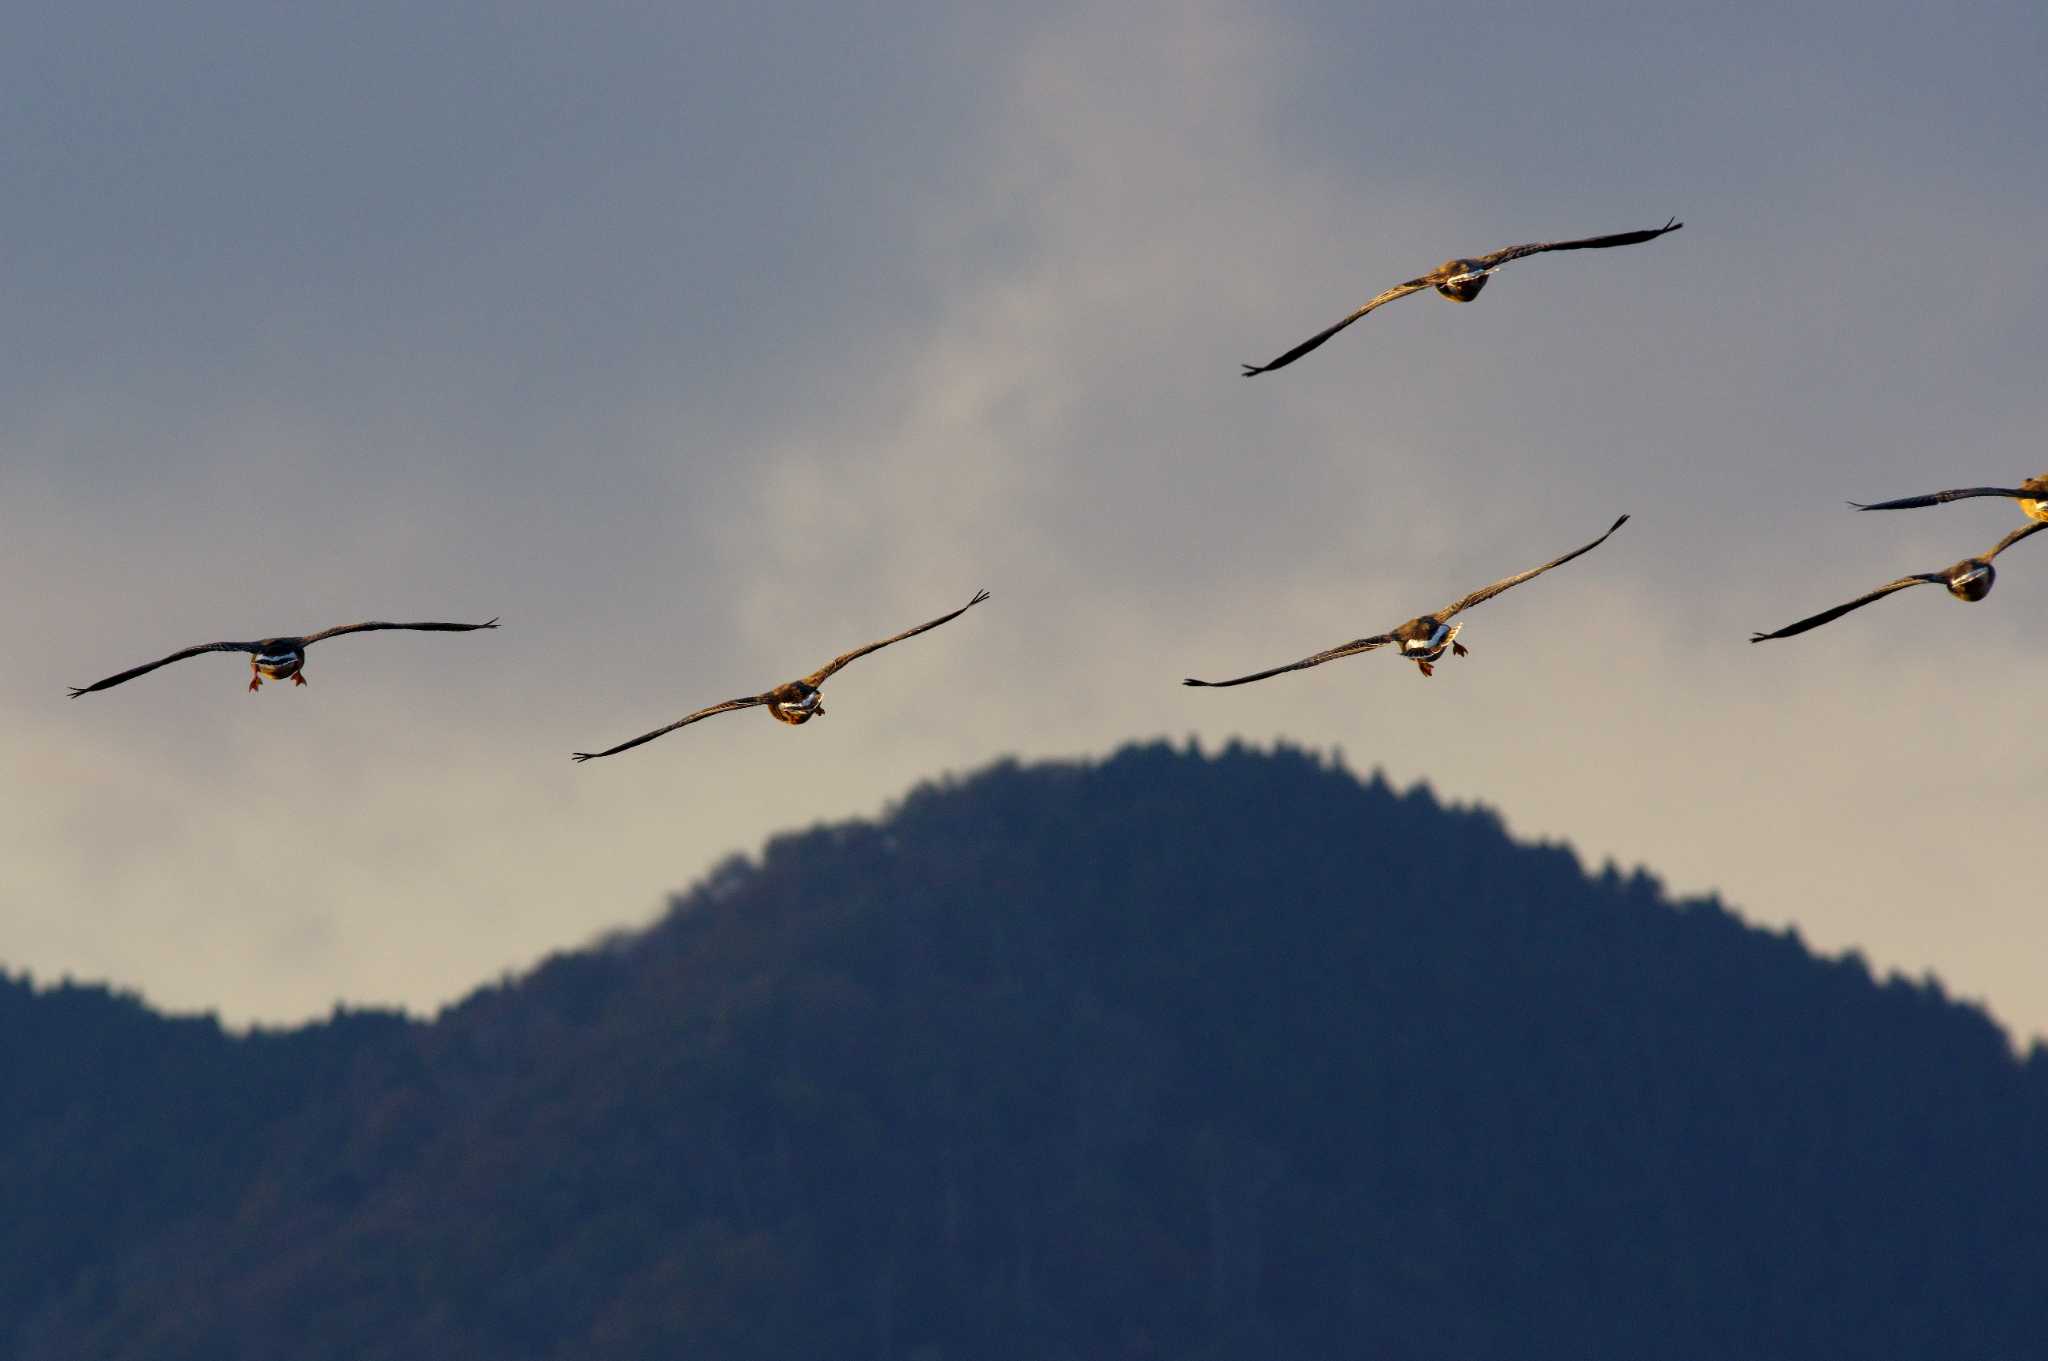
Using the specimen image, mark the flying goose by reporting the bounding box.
[1183,515,1628,687]
[1749,522,2047,643]
[573,589,989,762]
[1849,472,2048,524]
[68,619,500,697]
[1240,218,1682,376]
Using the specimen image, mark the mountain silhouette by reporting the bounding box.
[4,742,2043,1359]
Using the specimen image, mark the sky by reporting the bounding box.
[4,1,2044,1037]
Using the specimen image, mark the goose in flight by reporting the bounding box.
[1849,472,2048,524]
[1749,522,2046,643]
[1240,218,1682,376]
[68,619,500,697]
[1183,515,1627,687]
[573,589,989,762]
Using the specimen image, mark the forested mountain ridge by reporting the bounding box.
[5,742,2043,1359]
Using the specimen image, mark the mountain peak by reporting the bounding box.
[6,742,2043,1359]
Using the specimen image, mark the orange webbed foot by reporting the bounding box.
[292,673,308,686]
[1418,661,1435,678]
[1451,641,1469,657]
[248,674,262,692]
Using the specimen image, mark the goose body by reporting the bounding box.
[768,681,825,725]
[1432,260,1494,303]
[1395,617,1464,667]
[251,646,308,684]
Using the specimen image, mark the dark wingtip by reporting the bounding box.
[1847,501,1872,511]
[1614,513,1631,530]
[66,687,86,699]
[1748,632,1771,644]
[1664,217,1683,232]
[1182,678,1208,687]
[571,752,595,763]
[482,617,501,629]
[970,588,991,606]
[1240,364,1264,377]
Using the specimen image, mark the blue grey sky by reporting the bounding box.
[5,1,2044,1034]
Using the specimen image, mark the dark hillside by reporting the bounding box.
[5,743,2044,1359]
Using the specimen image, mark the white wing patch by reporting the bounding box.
[1440,266,1500,286]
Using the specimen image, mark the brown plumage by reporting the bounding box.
[1241,219,1682,375]
[1183,515,1628,687]
[572,589,989,762]
[67,619,500,697]
[1749,522,2046,643]
[1849,472,2048,525]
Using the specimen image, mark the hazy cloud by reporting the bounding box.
[5,1,2043,1034]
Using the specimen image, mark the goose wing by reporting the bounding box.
[299,618,500,645]
[802,590,989,688]
[1748,575,1944,643]
[1850,487,2044,512]
[1985,520,2048,560]
[1436,515,1630,620]
[572,697,768,762]
[1183,635,1394,688]
[1475,217,1683,270]
[68,641,261,697]
[1239,277,1436,376]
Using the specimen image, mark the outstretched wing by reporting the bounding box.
[1437,514,1630,620]
[1747,575,1942,643]
[300,618,500,645]
[1182,635,1394,688]
[68,641,259,697]
[803,589,990,687]
[1984,520,2048,560]
[1475,217,1683,270]
[572,697,767,762]
[1240,277,1436,376]
[1850,487,2044,512]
